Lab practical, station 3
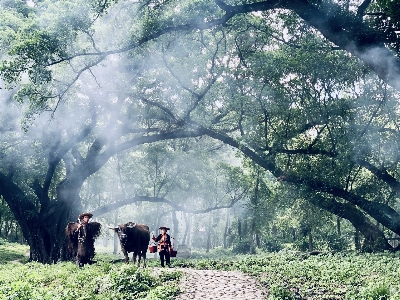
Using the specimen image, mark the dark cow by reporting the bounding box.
[110,222,150,267]
[65,221,101,267]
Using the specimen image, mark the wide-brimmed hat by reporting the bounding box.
[78,212,93,220]
[159,226,170,231]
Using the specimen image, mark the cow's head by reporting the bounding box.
[109,222,136,244]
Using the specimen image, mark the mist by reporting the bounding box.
[1,0,400,263]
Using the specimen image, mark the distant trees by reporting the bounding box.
[89,144,252,243]
[0,198,23,243]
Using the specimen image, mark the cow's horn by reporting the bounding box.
[127,222,136,228]
[108,226,118,230]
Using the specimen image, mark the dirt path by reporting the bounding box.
[174,268,267,300]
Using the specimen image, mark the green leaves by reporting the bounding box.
[0,248,182,300]
[2,30,59,85]
[174,252,400,299]
[0,0,111,86]
[369,0,400,56]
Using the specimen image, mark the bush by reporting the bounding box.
[269,284,297,300]
[232,240,256,254]
[0,250,183,300]
[293,237,310,252]
[146,284,180,300]
[190,247,235,259]
[262,239,282,252]
[359,282,391,300]
[111,267,152,297]
[323,233,351,251]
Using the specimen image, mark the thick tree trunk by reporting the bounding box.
[249,219,255,254]
[0,170,84,263]
[309,195,392,252]
[172,210,179,244]
[182,212,187,245]
[355,230,361,250]
[182,212,191,245]
[272,224,277,238]
[308,228,313,252]
[238,219,242,241]
[24,201,75,263]
[187,214,192,248]
[206,214,212,253]
[256,233,261,248]
[113,211,119,255]
[223,209,229,249]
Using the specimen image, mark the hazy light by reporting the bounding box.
[215,100,223,108]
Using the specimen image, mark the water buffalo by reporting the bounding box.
[65,221,101,267]
[109,222,150,267]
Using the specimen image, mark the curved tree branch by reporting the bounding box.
[357,0,372,19]
[355,159,400,194]
[91,195,238,217]
[193,122,400,235]
[57,127,207,204]
[308,194,391,250]
[41,103,98,208]
[283,174,400,235]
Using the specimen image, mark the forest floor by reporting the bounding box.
[2,243,400,299]
[154,267,267,299]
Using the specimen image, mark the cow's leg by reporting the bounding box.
[133,252,138,265]
[137,252,143,267]
[122,249,129,264]
[142,251,147,268]
[77,255,85,267]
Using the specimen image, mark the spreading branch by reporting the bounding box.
[91,195,239,216]
[15,0,400,105]
[355,159,400,194]
[191,121,400,235]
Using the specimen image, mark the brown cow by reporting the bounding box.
[65,221,101,267]
[109,222,150,267]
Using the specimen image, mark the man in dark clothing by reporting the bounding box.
[152,226,172,267]
[66,212,101,267]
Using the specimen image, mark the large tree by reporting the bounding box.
[1,0,400,258]
[0,95,208,262]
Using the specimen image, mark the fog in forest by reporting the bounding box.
[1,0,400,259]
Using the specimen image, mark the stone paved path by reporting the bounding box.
[174,268,267,300]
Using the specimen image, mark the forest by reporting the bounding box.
[0,0,400,298]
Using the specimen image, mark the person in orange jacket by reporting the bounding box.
[152,226,172,267]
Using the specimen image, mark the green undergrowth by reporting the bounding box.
[0,260,181,300]
[189,247,237,259]
[0,239,29,264]
[174,250,400,299]
[0,242,181,300]
[2,240,400,299]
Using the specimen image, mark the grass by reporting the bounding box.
[0,239,29,264]
[1,241,400,299]
[173,250,400,299]
[0,240,181,300]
